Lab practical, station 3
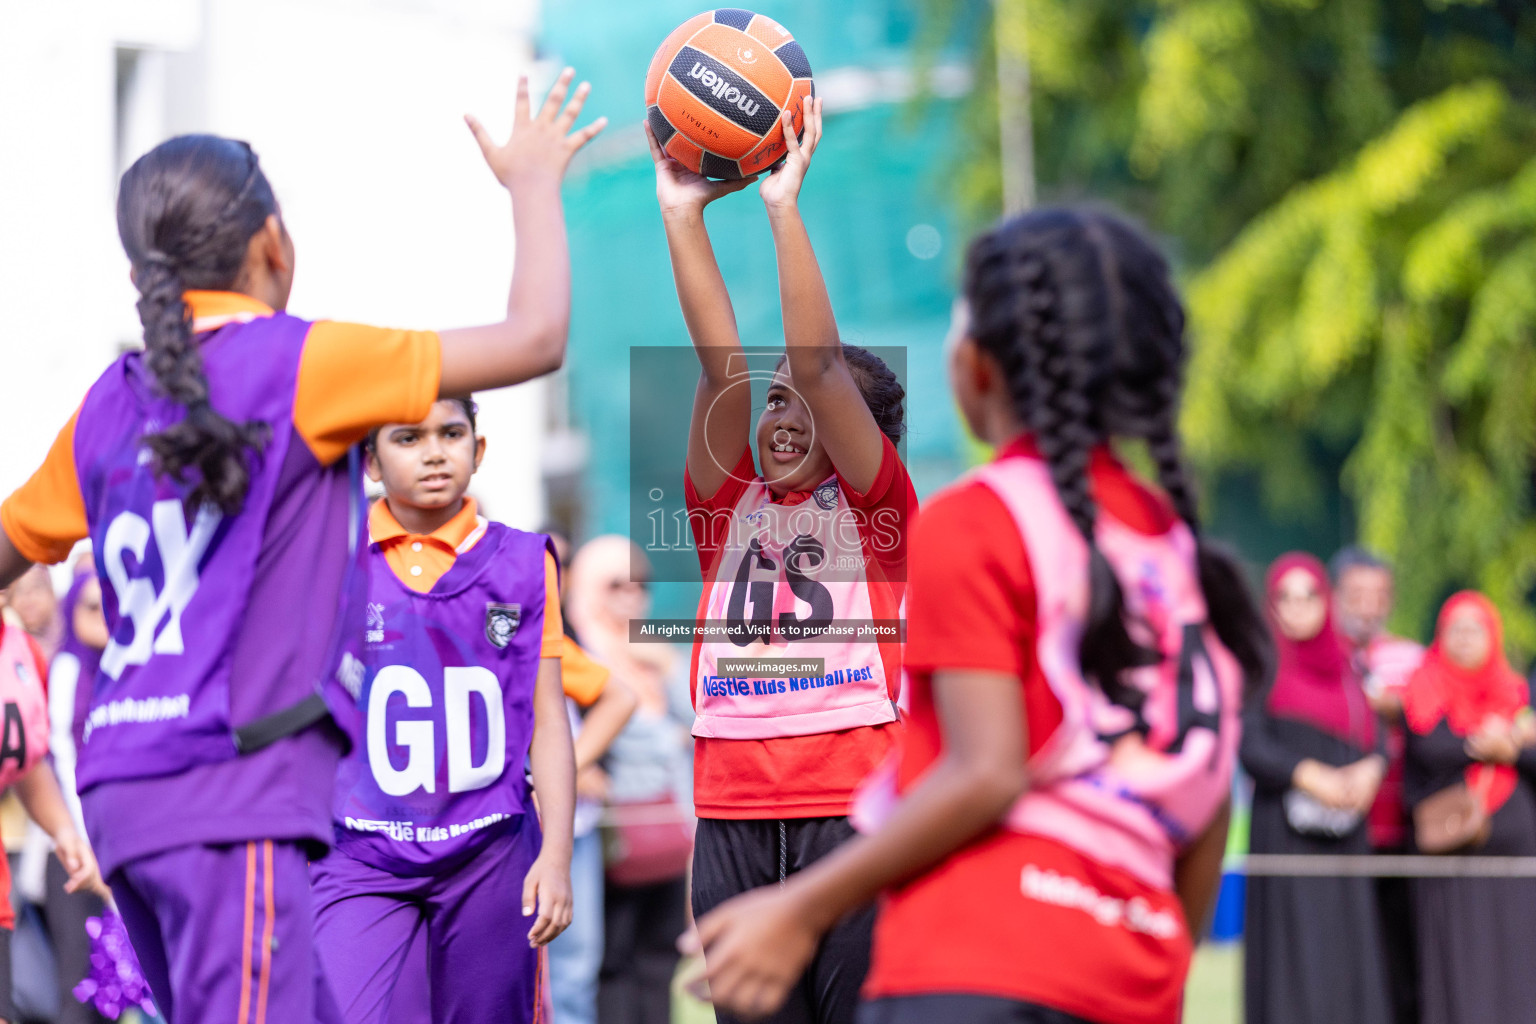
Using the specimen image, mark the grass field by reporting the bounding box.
[673,943,1243,1024]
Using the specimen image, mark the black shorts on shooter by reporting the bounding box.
[692,816,876,1024]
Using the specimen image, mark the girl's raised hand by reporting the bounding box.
[646,122,757,218]
[467,67,607,193]
[759,95,823,211]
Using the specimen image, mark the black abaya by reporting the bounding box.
[1404,721,1536,1024]
[1241,708,1394,1024]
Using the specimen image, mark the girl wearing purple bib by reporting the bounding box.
[0,71,605,1024]
[310,398,576,1024]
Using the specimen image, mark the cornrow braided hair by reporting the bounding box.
[774,345,907,448]
[840,344,905,448]
[964,207,1272,695]
[117,135,280,515]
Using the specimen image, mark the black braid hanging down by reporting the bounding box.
[117,136,278,515]
[963,207,1272,695]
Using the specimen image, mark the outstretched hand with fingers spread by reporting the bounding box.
[759,95,823,211]
[466,67,607,192]
[645,123,758,217]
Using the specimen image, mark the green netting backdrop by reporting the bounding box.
[543,1,967,618]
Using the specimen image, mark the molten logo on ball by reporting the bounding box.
[645,8,816,179]
[688,62,762,118]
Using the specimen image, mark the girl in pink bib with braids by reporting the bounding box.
[690,207,1272,1024]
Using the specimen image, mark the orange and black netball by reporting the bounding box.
[644,8,815,180]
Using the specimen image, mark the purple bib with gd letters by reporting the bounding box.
[333,522,552,875]
[71,313,363,791]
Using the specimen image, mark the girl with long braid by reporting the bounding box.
[0,70,604,1023]
[688,207,1271,1024]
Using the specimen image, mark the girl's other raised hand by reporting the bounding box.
[467,67,607,194]
[759,95,823,212]
[646,122,757,218]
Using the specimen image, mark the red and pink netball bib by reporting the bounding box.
[858,458,1242,892]
[692,476,898,740]
[0,624,48,790]
[978,458,1242,889]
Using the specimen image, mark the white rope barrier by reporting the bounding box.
[1236,854,1536,878]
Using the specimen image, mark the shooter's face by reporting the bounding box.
[756,365,833,496]
[368,401,485,511]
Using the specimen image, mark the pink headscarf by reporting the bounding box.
[1265,552,1376,750]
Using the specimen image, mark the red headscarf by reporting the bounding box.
[1265,552,1376,750]
[1404,592,1528,814]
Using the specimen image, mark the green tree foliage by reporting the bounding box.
[923,0,1536,648]
[1188,81,1536,649]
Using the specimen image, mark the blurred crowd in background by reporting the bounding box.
[1245,547,1536,1024]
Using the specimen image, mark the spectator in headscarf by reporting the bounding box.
[1242,553,1393,1024]
[567,536,693,1024]
[1404,592,1536,1024]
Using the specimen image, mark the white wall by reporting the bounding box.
[0,0,550,534]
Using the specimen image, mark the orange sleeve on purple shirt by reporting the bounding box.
[560,636,611,706]
[0,408,88,565]
[294,321,443,466]
[541,551,564,659]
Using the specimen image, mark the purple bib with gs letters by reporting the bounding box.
[332,521,552,875]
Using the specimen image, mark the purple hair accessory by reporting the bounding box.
[73,908,157,1020]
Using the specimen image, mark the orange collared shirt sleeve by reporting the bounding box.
[294,321,443,466]
[1,408,88,565]
[560,635,611,707]
[541,551,564,658]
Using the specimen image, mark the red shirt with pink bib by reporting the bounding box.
[0,621,50,929]
[685,436,916,819]
[860,437,1242,1024]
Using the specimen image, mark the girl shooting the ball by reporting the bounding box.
[648,97,917,1024]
